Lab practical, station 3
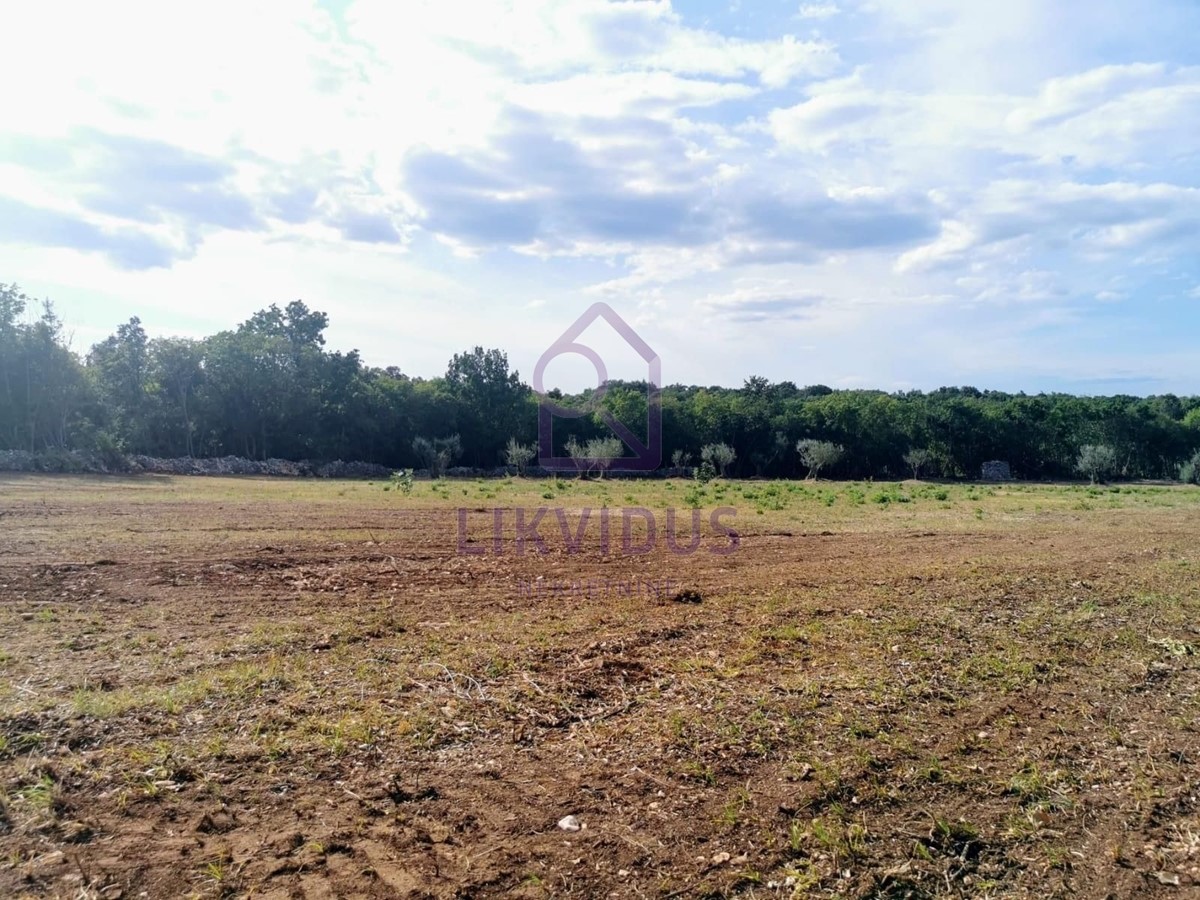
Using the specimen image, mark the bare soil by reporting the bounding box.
[1,474,1198,898]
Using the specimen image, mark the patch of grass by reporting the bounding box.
[717,786,751,828]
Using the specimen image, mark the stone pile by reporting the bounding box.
[0,450,393,480]
[0,451,694,480]
[981,460,1013,481]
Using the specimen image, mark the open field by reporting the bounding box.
[1,474,1199,899]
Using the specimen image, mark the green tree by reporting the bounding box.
[88,317,151,450]
[445,347,528,467]
[903,448,932,479]
[700,442,736,477]
[504,437,535,475]
[149,338,204,456]
[1179,450,1200,485]
[0,293,90,452]
[796,438,844,480]
[1076,444,1118,484]
[0,283,29,448]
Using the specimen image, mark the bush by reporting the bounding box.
[1181,450,1200,485]
[412,435,461,478]
[389,469,414,495]
[92,432,129,473]
[671,449,693,468]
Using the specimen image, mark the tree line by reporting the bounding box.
[3,283,1199,482]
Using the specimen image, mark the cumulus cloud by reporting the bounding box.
[898,181,1200,273]
[768,64,1200,171]
[3,130,259,230]
[0,195,181,270]
[0,0,1197,392]
[403,109,716,249]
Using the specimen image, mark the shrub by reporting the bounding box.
[412,435,461,478]
[89,432,130,472]
[671,449,693,468]
[1180,450,1200,485]
[389,469,414,495]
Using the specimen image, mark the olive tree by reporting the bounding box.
[586,436,624,478]
[1178,449,1200,485]
[796,438,844,480]
[566,435,624,478]
[1076,444,1118,484]
[700,442,736,477]
[903,448,932,480]
[504,437,535,475]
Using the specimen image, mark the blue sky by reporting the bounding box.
[1,0,1198,394]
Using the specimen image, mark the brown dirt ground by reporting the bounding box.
[1,474,1198,899]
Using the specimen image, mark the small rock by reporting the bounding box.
[557,815,582,832]
[711,851,731,864]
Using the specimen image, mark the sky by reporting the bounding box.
[1,0,1198,395]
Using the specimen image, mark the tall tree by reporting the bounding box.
[149,338,204,456]
[89,317,151,449]
[444,347,528,467]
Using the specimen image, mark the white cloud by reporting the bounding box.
[797,4,839,20]
[0,0,1197,391]
[768,63,1200,171]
